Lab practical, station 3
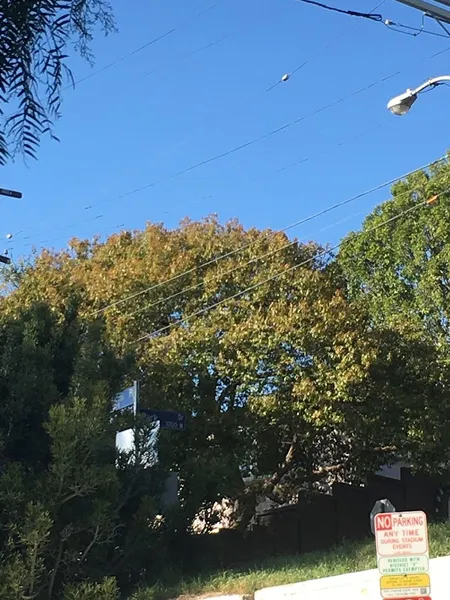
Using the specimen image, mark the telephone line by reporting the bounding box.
[118,208,373,322]
[135,191,445,343]
[102,174,436,323]
[296,0,450,39]
[15,6,400,244]
[20,117,388,246]
[12,25,449,245]
[91,155,445,317]
[14,68,402,244]
[295,0,383,21]
[64,0,225,89]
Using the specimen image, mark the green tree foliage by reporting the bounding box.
[0,0,115,163]
[0,303,165,598]
[8,215,450,528]
[338,157,450,475]
[338,157,450,342]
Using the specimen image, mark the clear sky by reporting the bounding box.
[3,0,450,260]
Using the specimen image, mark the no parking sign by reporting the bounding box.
[374,511,430,599]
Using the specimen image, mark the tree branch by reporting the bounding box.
[47,536,64,600]
[78,524,99,564]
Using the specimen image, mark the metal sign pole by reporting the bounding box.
[133,380,139,416]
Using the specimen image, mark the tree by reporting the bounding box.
[337,156,450,477]
[0,0,116,163]
[338,156,450,343]
[0,303,165,598]
[8,215,450,528]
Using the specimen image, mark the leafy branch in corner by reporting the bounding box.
[0,0,116,164]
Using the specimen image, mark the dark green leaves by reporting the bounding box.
[0,0,115,163]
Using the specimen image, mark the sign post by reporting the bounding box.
[371,499,397,535]
[374,510,431,599]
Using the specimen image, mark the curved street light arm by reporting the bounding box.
[411,75,450,95]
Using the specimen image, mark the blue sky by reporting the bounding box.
[3,0,450,259]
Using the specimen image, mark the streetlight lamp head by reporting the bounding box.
[387,90,417,116]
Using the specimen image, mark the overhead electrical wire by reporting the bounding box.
[295,0,383,21]
[295,0,450,39]
[281,0,387,82]
[65,0,449,95]
[20,117,389,248]
[90,155,446,317]
[10,3,449,247]
[66,29,176,88]
[143,3,367,152]
[116,206,382,322]
[251,120,388,183]
[152,79,401,186]
[64,0,226,89]
[28,222,127,249]
[383,19,450,39]
[14,22,450,248]
[0,1,229,129]
[9,51,446,248]
[97,172,441,324]
[13,68,402,246]
[141,36,229,79]
[135,189,445,343]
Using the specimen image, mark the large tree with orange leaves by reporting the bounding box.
[4,215,450,527]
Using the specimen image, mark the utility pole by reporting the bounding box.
[0,186,22,265]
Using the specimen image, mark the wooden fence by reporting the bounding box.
[172,468,449,573]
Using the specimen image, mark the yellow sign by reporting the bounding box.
[380,573,430,589]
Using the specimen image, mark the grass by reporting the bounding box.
[130,521,450,600]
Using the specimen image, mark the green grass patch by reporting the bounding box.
[130,521,450,600]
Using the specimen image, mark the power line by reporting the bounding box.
[252,120,388,183]
[286,0,387,77]
[19,117,388,247]
[11,7,393,244]
[116,207,377,322]
[295,0,450,39]
[157,72,399,182]
[99,174,439,324]
[295,0,383,21]
[384,18,450,39]
[264,1,387,89]
[15,74,386,245]
[65,30,176,89]
[141,36,229,79]
[91,156,445,317]
[12,22,450,246]
[135,190,445,343]
[64,0,226,89]
[135,3,367,151]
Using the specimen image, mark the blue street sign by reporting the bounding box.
[113,383,137,413]
[140,408,186,431]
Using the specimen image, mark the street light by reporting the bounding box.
[387,75,450,116]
